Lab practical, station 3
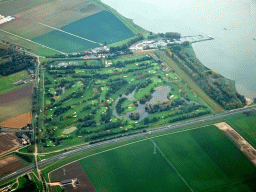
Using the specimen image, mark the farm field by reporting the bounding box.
[0,0,142,55]
[0,112,32,128]
[0,132,21,155]
[50,161,96,192]
[0,155,26,178]
[0,84,33,122]
[33,10,134,53]
[60,126,256,192]
[226,113,256,148]
[41,54,212,151]
[0,70,29,95]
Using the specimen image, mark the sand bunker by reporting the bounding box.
[62,126,77,134]
[0,112,31,128]
[215,122,256,166]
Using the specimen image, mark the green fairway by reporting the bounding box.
[33,10,134,53]
[0,70,29,95]
[79,126,256,192]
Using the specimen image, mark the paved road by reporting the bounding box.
[1,105,256,183]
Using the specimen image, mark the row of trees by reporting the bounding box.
[109,34,144,52]
[145,99,185,114]
[148,32,181,40]
[116,97,128,115]
[105,78,128,99]
[166,46,246,110]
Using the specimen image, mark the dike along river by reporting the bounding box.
[102,0,256,99]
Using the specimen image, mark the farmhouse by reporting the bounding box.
[61,178,80,188]
[0,15,15,25]
[14,80,25,86]
[92,46,110,54]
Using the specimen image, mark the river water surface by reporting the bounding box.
[102,0,256,99]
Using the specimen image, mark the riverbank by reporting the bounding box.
[101,0,256,99]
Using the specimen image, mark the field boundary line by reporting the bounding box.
[46,123,214,182]
[0,29,68,56]
[37,22,103,46]
[150,139,194,192]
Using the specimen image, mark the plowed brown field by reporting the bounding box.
[0,112,31,128]
[50,162,96,192]
[0,85,33,122]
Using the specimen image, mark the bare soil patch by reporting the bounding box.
[0,85,33,122]
[0,112,31,128]
[50,162,96,192]
[0,155,25,178]
[215,122,256,166]
[62,127,77,135]
[0,132,21,155]
[0,84,33,104]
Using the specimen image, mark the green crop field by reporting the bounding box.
[226,113,256,148]
[0,0,143,55]
[0,70,29,95]
[33,11,134,53]
[79,126,256,192]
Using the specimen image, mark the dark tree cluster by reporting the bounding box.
[169,110,210,123]
[101,107,112,123]
[0,48,36,76]
[110,34,144,53]
[136,79,152,92]
[166,47,246,110]
[104,121,123,130]
[144,117,158,125]
[116,97,128,115]
[105,78,128,98]
[80,120,96,128]
[114,56,152,68]
[139,93,152,104]
[78,115,94,122]
[145,99,185,114]
[53,106,71,116]
[148,32,181,40]
[129,112,140,120]
[83,105,92,111]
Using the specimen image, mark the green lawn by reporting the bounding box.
[79,126,256,192]
[0,70,29,95]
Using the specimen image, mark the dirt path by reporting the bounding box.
[215,122,256,166]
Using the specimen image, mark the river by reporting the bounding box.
[101,0,256,99]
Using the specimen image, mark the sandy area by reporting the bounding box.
[246,97,253,105]
[62,127,77,134]
[215,122,256,166]
[0,112,31,128]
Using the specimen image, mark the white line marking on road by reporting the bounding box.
[0,29,68,56]
[150,139,194,192]
[37,22,103,46]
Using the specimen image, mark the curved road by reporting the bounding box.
[1,105,256,183]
